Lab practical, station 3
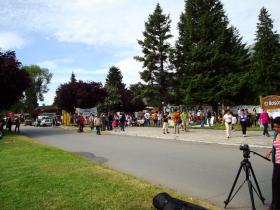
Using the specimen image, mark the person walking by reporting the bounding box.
[265,117,280,210]
[223,109,233,139]
[207,110,212,127]
[144,112,150,127]
[158,111,163,127]
[239,109,248,137]
[153,111,158,127]
[79,115,85,132]
[88,113,94,131]
[260,109,270,137]
[108,112,113,131]
[94,115,102,135]
[6,117,12,132]
[180,111,189,132]
[0,117,5,136]
[120,112,126,131]
[173,109,181,134]
[14,118,20,133]
[162,113,169,134]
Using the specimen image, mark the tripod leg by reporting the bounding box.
[224,163,243,208]
[248,180,256,210]
[248,162,265,203]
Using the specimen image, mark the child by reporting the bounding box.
[265,117,280,210]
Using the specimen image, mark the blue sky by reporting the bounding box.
[0,0,279,105]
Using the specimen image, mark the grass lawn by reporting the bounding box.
[0,132,217,210]
[189,124,263,131]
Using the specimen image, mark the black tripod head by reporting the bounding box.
[239,144,271,161]
[240,144,250,159]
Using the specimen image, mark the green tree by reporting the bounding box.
[70,72,77,83]
[102,66,125,111]
[134,3,173,106]
[0,50,30,110]
[55,80,106,113]
[22,65,52,112]
[251,7,280,97]
[174,0,250,109]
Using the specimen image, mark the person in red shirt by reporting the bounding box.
[79,115,85,132]
[260,109,270,137]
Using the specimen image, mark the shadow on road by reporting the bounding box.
[74,152,108,163]
[22,126,79,138]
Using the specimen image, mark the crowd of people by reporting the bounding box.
[71,107,278,139]
[74,112,129,134]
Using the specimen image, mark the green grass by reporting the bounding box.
[0,132,217,210]
[189,124,263,131]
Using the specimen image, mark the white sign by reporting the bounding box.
[75,107,97,117]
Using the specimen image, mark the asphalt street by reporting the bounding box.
[21,126,273,210]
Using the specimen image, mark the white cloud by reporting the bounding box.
[0,0,279,47]
[114,57,142,86]
[0,0,184,47]
[0,32,26,50]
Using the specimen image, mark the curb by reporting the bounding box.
[60,126,271,149]
[108,131,271,149]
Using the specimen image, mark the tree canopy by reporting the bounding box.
[174,0,250,109]
[0,50,30,110]
[22,65,52,112]
[251,7,280,97]
[134,3,174,106]
[54,75,106,113]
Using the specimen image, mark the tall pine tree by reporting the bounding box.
[175,0,250,109]
[251,7,280,97]
[134,3,173,106]
[70,72,77,83]
[102,66,125,111]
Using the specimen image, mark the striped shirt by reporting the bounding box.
[274,135,280,164]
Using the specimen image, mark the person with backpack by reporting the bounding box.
[94,114,102,135]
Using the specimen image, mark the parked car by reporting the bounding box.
[24,119,32,126]
[40,118,52,127]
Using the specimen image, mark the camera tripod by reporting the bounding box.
[224,150,270,210]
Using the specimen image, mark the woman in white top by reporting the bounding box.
[223,109,233,138]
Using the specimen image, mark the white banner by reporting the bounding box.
[75,107,97,117]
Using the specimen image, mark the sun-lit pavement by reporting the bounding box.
[61,125,273,148]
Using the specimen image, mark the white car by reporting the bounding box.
[40,119,52,127]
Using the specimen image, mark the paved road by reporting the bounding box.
[22,126,273,210]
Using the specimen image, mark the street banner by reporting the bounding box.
[75,107,97,117]
[260,95,280,110]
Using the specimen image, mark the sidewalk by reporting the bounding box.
[61,125,273,148]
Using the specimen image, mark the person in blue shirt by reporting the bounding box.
[239,109,248,137]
